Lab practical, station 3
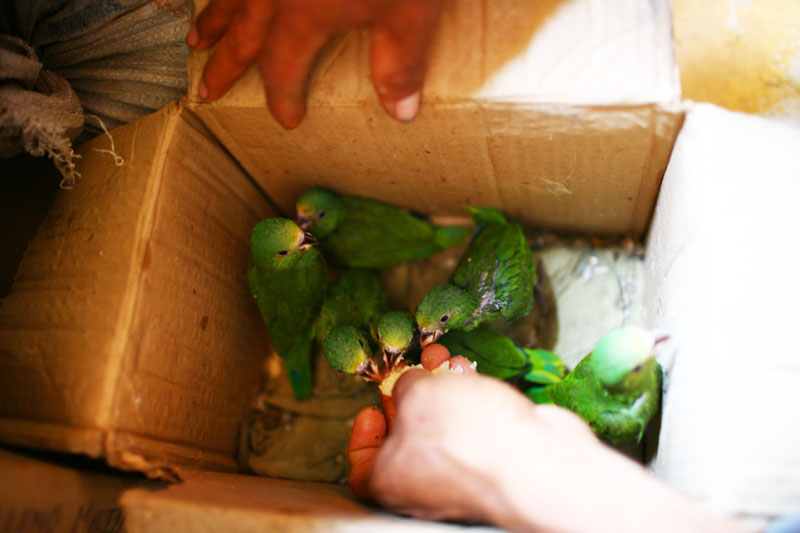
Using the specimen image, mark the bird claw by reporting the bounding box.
[356,359,382,383]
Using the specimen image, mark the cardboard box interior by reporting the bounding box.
[1,0,799,530]
[188,0,683,236]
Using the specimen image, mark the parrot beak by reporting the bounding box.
[419,328,442,348]
[383,346,403,370]
[297,213,312,230]
[299,232,318,250]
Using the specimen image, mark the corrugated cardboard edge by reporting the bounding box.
[96,103,248,480]
[121,469,500,533]
[189,100,686,236]
[0,103,242,481]
[0,419,105,457]
[0,416,236,482]
[95,103,184,481]
[0,448,162,533]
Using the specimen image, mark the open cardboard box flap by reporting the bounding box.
[0,104,272,479]
[188,0,683,236]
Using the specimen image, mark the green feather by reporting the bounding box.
[416,207,536,339]
[314,269,387,347]
[296,188,470,269]
[527,327,663,444]
[465,206,508,226]
[434,225,472,249]
[438,326,565,384]
[521,348,567,385]
[323,326,373,375]
[247,218,326,400]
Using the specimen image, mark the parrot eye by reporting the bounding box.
[439,314,450,324]
[318,210,327,219]
[276,250,289,257]
[633,364,643,372]
[357,338,365,349]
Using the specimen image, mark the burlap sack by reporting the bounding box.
[0,35,84,187]
[0,0,190,184]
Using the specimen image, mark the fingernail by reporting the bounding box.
[198,80,208,99]
[271,100,305,130]
[392,92,420,122]
[186,26,198,47]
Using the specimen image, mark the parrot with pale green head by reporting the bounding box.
[375,311,419,369]
[247,218,326,400]
[314,269,387,345]
[323,325,382,382]
[415,207,536,347]
[438,325,565,386]
[528,326,665,444]
[295,188,470,269]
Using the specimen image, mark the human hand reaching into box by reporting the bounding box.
[347,344,751,532]
[187,0,444,129]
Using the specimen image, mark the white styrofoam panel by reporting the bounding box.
[645,103,800,530]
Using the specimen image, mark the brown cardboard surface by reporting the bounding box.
[193,103,683,235]
[121,469,500,532]
[0,109,170,434]
[0,447,162,533]
[0,104,272,478]
[188,0,683,236]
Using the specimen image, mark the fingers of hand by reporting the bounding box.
[370,0,444,121]
[189,0,246,50]
[420,343,450,370]
[257,12,330,129]
[347,406,387,502]
[448,355,478,375]
[199,1,273,100]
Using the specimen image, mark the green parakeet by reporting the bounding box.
[375,311,418,369]
[528,326,664,444]
[314,269,387,345]
[296,188,470,269]
[438,325,565,386]
[247,218,326,400]
[416,207,536,346]
[323,325,381,382]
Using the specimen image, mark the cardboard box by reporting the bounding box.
[1,0,799,530]
[0,106,271,479]
[0,447,160,533]
[121,468,501,532]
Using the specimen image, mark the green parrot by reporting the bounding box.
[415,207,536,347]
[438,325,565,386]
[528,326,665,444]
[313,269,387,345]
[323,325,382,382]
[247,218,326,400]
[295,188,470,269]
[375,311,419,369]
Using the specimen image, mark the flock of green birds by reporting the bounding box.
[247,188,663,444]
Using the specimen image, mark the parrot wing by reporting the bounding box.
[324,196,440,268]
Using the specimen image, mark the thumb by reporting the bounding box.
[369,0,444,122]
[347,407,387,502]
